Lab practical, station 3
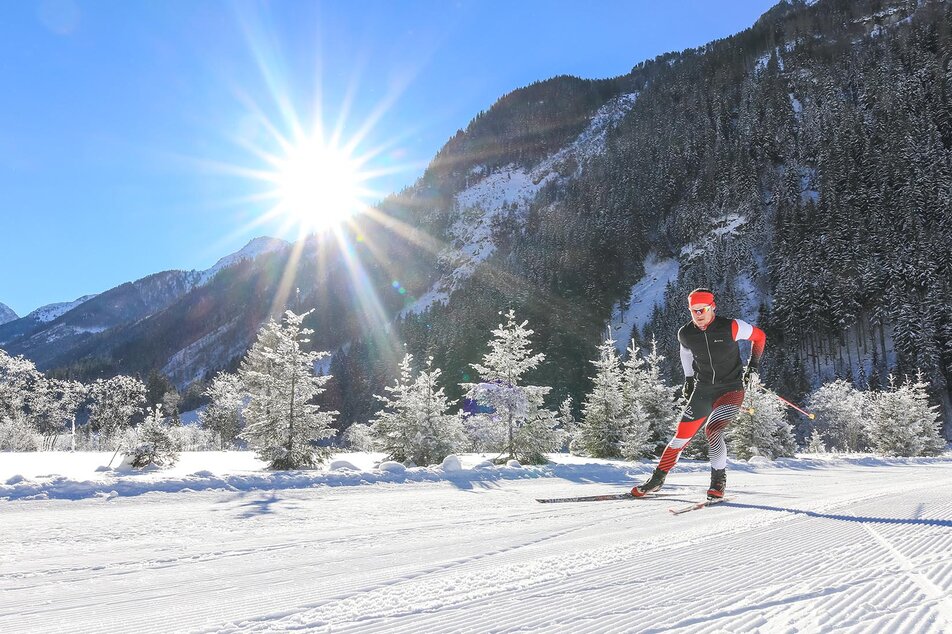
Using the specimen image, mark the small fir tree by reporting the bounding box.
[87,375,146,449]
[622,338,678,458]
[729,378,795,460]
[239,311,337,470]
[867,373,945,457]
[129,404,179,468]
[574,338,627,458]
[371,354,464,466]
[807,379,868,452]
[461,310,561,463]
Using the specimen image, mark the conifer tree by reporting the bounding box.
[574,337,626,458]
[623,338,679,457]
[87,375,146,449]
[729,379,795,460]
[867,373,945,457]
[807,379,868,452]
[130,404,180,468]
[371,354,464,465]
[462,310,561,463]
[239,311,337,470]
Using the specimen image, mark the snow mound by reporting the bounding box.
[506,459,522,468]
[440,455,463,472]
[5,474,27,485]
[328,459,360,471]
[376,461,406,474]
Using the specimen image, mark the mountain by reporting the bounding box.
[0,303,17,326]
[5,0,951,436]
[0,238,291,376]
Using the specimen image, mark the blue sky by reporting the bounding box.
[0,0,777,317]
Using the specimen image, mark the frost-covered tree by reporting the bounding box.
[342,422,376,452]
[574,338,627,458]
[807,379,868,452]
[200,371,245,449]
[806,428,827,453]
[462,310,562,463]
[35,379,87,451]
[129,404,180,468]
[622,338,678,458]
[556,396,577,451]
[371,354,465,465]
[729,379,796,460]
[239,311,337,470]
[866,373,945,457]
[0,349,44,428]
[87,375,146,448]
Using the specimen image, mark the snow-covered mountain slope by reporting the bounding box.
[197,236,290,286]
[3,451,951,632]
[0,302,16,325]
[25,294,98,323]
[410,92,639,314]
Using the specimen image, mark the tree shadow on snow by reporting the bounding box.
[233,492,284,518]
[726,501,952,528]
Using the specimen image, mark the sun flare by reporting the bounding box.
[272,139,367,233]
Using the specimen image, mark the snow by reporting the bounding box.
[25,294,98,323]
[2,449,952,632]
[411,93,639,314]
[680,213,748,261]
[198,236,290,287]
[611,252,679,351]
[0,302,18,325]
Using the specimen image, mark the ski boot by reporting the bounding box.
[707,468,726,500]
[631,468,666,497]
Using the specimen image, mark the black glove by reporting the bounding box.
[743,365,759,390]
[682,376,696,400]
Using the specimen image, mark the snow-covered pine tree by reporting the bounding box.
[129,404,180,468]
[556,395,577,451]
[806,428,827,453]
[574,337,626,458]
[239,310,338,470]
[371,354,464,466]
[806,379,868,452]
[729,379,795,460]
[461,310,561,464]
[622,337,679,458]
[342,422,375,452]
[866,372,946,457]
[200,371,245,449]
[87,375,146,449]
[35,379,87,451]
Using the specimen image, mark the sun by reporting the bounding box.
[272,139,367,233]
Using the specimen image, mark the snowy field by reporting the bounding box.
[3,451,952,633]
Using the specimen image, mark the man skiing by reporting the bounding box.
[632,288,765,500]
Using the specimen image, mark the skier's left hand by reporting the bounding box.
[743,365,758,390]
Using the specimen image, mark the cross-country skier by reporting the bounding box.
[632,288,765,500]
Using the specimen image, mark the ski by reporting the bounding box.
[536,492,671,503]
[669,496,733,515]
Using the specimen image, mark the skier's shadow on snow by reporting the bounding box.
[726,501,952,528]
[233,492,286,518]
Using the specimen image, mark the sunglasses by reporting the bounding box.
[690,305,714,316]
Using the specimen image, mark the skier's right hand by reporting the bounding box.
[683,376,696,400]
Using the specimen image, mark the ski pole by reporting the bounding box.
[774,393,816,419]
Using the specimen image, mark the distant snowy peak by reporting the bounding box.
[198,237,291,286]
[0,302,17,326]
[26,295,98,323]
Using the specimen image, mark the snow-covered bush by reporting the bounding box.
[127,405,180,469]
[0,415,40,451]
[866,373,945,457]
[371,354,465,466]
[461,311,562,464]
[87,375,146,449]
[807,379,869,452]
[200,371,246,449]
[342,422,376,452]
[239,311,337,470]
